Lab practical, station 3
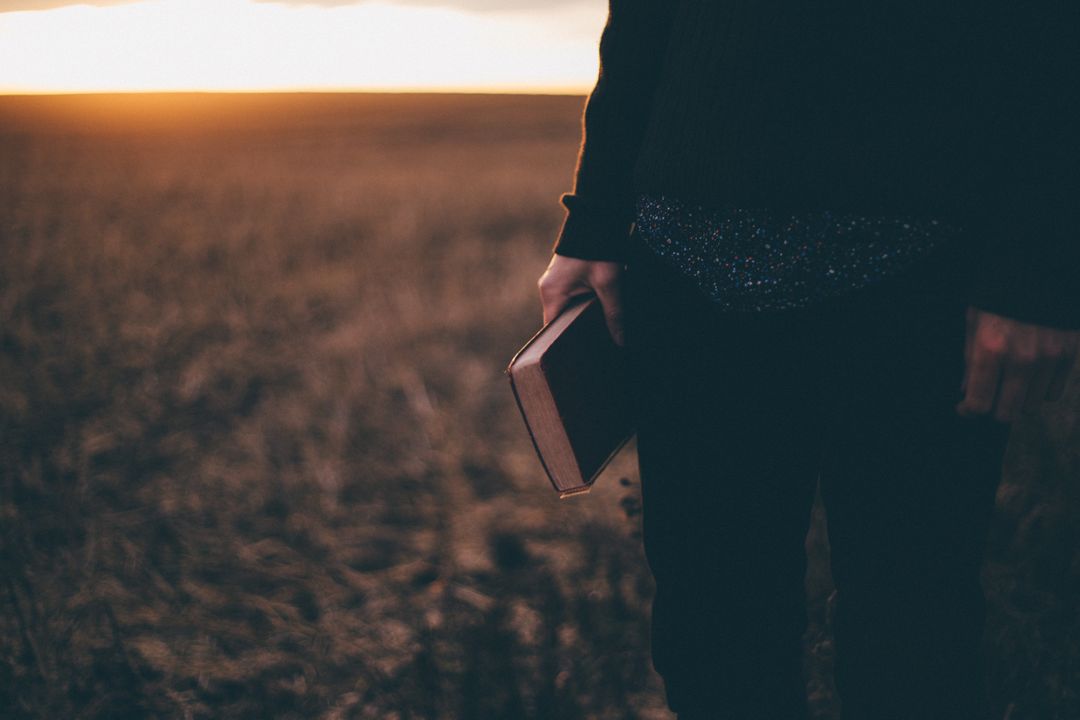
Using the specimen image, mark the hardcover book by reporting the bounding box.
[506,294,636,498]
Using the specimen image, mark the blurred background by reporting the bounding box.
[1,2,1077,719]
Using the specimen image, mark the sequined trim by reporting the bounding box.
[633,193,963,312]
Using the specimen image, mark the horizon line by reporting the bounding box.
[0,85,591,97]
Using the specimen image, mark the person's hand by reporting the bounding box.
[537,253,625,346]
[955,306,1080,423]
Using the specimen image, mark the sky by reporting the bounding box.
[0,0,606,93]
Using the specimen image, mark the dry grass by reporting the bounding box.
[0,93,1076,719]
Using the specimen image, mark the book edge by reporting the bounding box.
[558,426,636,499]
[504,294,595,375]
[507,364,587,495]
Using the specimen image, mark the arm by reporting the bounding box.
[551,0,678,261]
[539,0,678,344]
[954,6,1080,423]
[964,5,1080,331]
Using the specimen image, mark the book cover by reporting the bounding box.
[506,294,636,497]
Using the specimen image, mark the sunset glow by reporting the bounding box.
[0,0,604,93]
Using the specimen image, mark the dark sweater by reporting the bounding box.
[553,1,1080,329]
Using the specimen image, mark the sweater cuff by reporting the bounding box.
[961,215,1080,330]
[551,193,634,263]
[964,273,1080,331]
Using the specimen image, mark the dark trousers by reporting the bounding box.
[623,230,1012,720]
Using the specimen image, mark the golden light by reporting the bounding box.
[0,0,604,93]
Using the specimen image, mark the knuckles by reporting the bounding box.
[1039,338,1066,359]
[536,275,562,298]
[1011,349,1038,368]
[975,334,1008,358]
[973,321,1080,366]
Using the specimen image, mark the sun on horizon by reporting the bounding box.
[0,0,604,94]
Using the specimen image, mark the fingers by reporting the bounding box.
[959,308,997,416]
[1023,354,1059,413]
[957,308,1080,421]
[591,267,626,346]
[993,327,1039,421]
[538,259,587,325]
[1045,336,1078,402]
[1023,333,1067,411]
[955,343,1004,419]
[994,357,1034,422]
[537,255,626,346]
[539,287,587,327]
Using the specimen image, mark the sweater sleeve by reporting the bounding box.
[963,5,1080,330]
[552,0,678,262]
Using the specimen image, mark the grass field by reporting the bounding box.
[1,93,1077,719]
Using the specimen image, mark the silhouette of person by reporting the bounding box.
[538,3,1080,718]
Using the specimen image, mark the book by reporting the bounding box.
[505,294,636,498]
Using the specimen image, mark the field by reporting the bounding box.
[1,93,1077,719]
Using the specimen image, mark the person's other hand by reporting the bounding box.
[956,306,1080,423]
[537,253,625,346]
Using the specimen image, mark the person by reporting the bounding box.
[536,3,1080,719]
